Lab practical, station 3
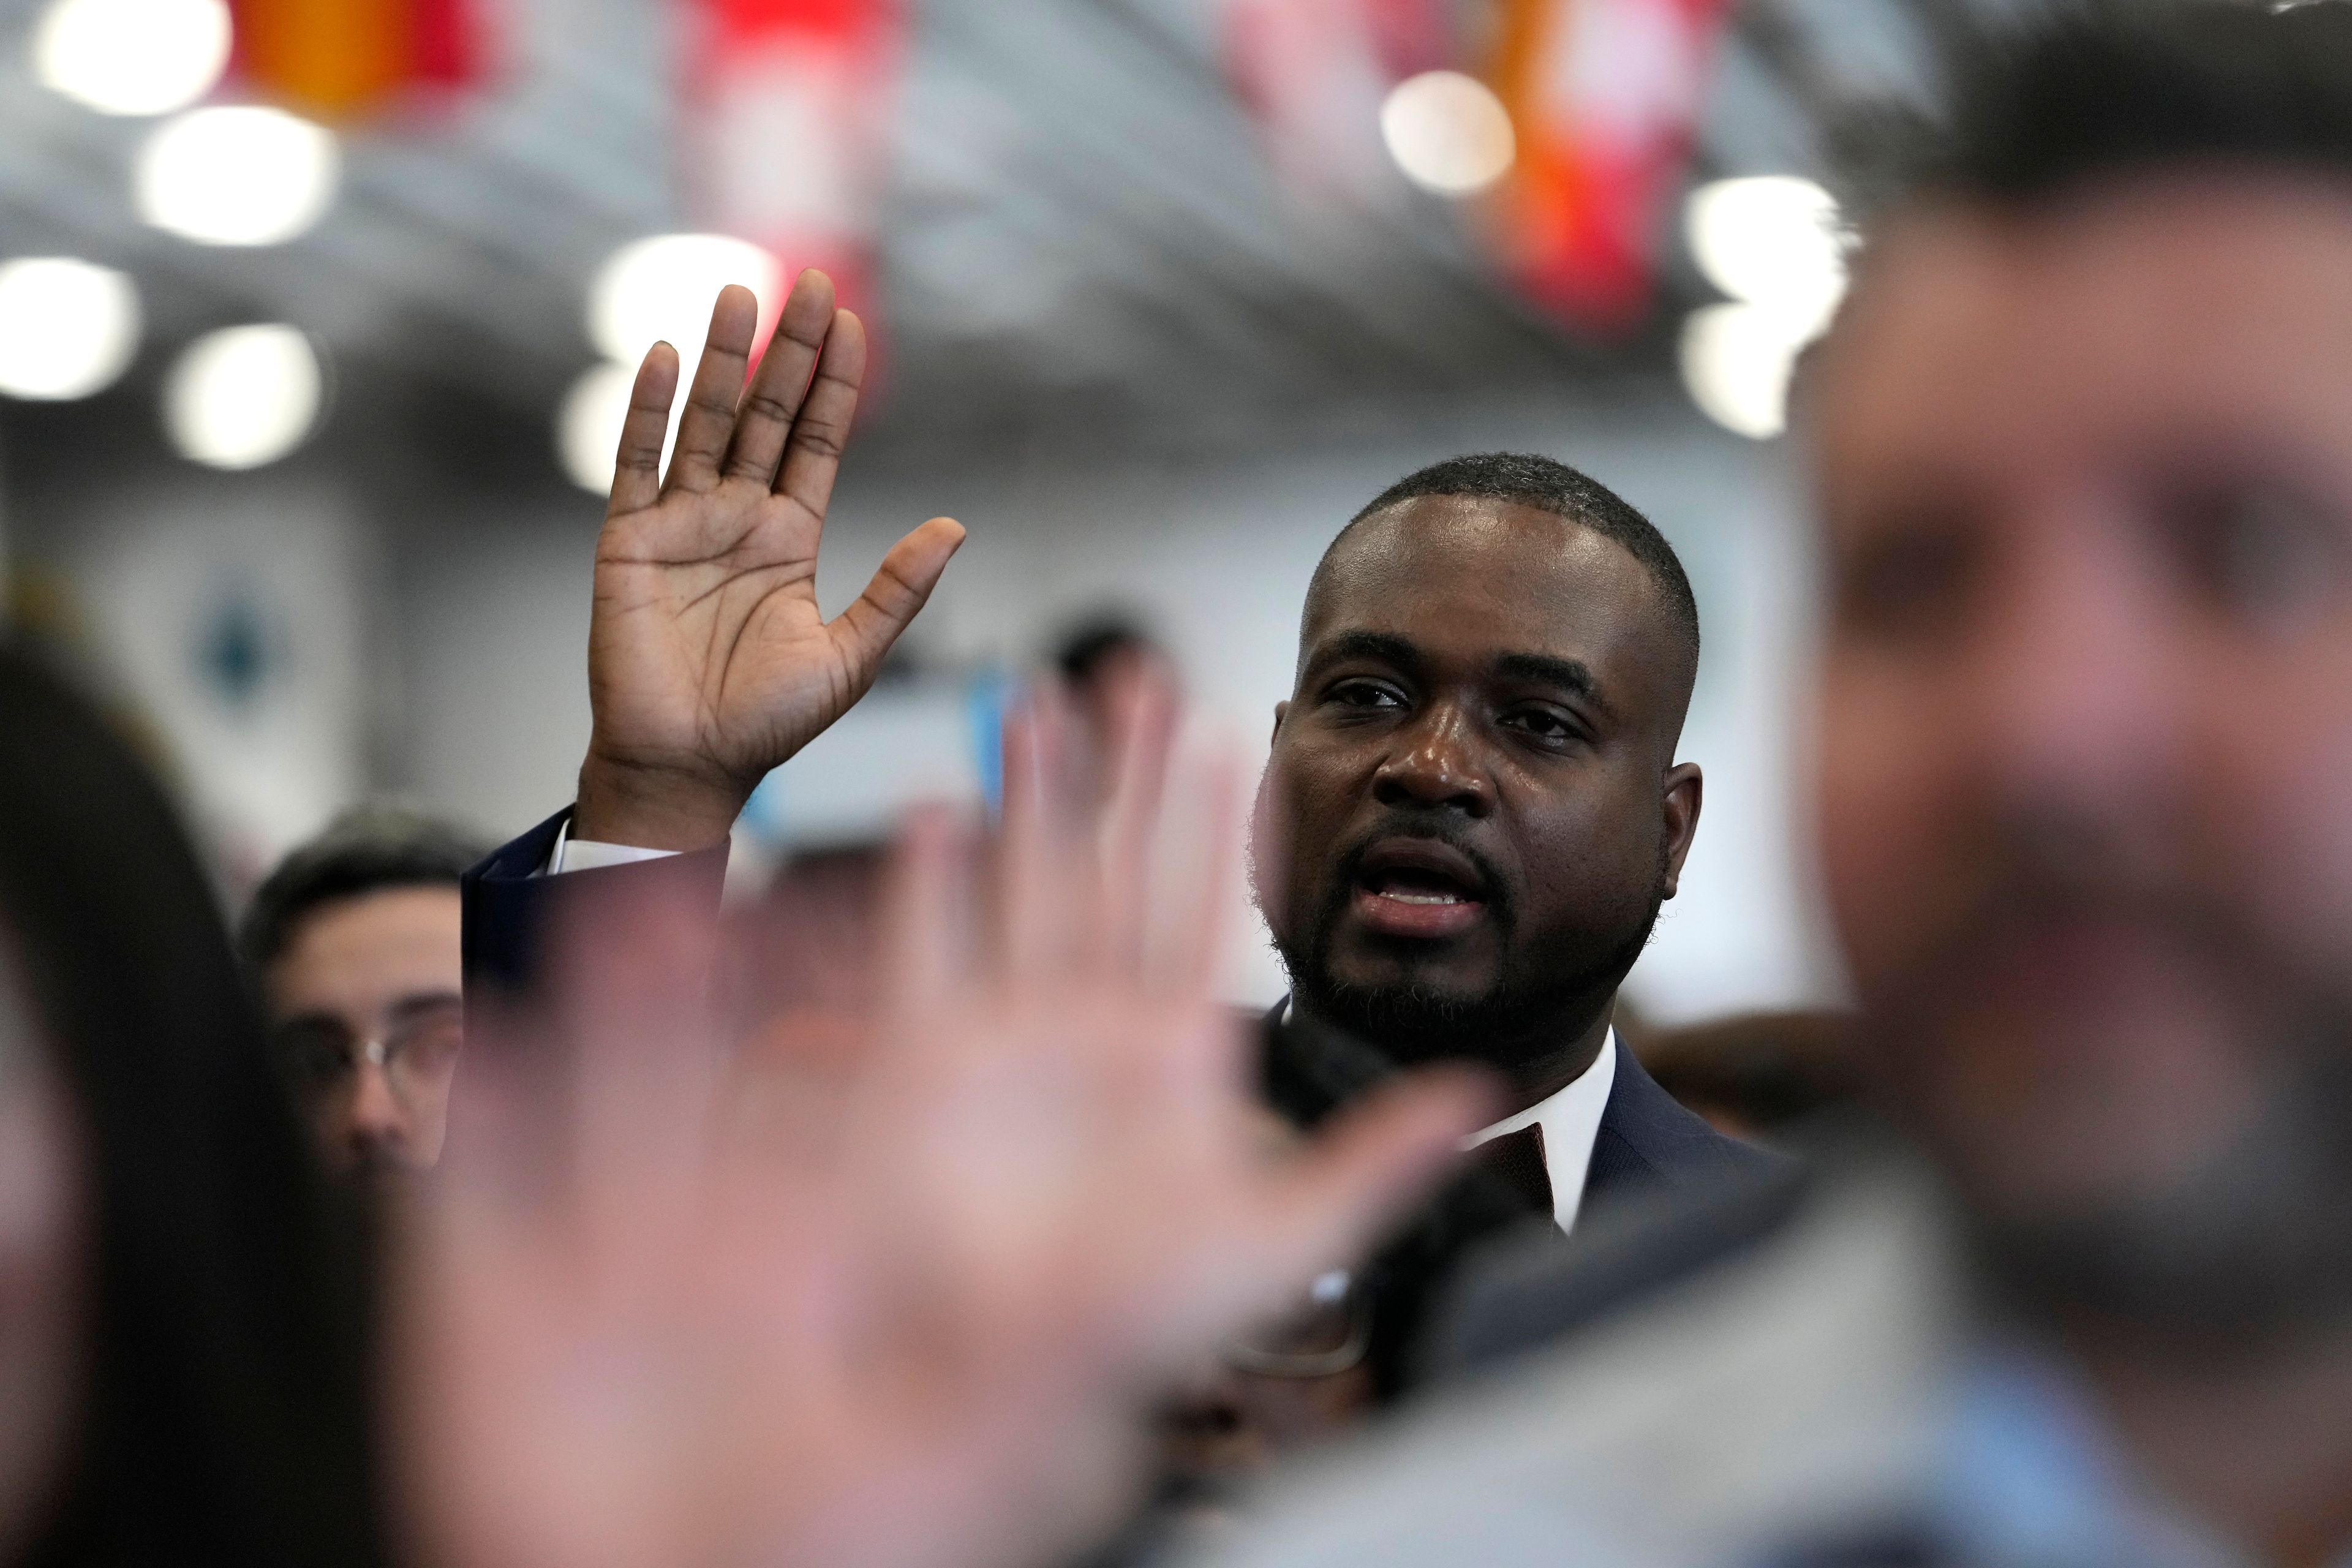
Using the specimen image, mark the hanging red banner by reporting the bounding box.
[682,0,903,340]
[1490,0,1727,331]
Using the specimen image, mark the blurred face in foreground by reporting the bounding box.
[266,886,463,1177]
[1812,178,2352,1317]
[1256,497,1700,1096]
[0,954,79,1564]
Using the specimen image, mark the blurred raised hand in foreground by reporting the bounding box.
[394,675,1491,1568]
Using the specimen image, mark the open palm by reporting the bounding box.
[577,272,965,849]
[398,682,1488,1568]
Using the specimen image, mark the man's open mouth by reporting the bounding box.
[1349,840,1491,936]
[1360,867,1480,906]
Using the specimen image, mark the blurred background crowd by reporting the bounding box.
[0,0,1866,1020]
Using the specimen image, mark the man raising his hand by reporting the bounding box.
[466,270,963,975]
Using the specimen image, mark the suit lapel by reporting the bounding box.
[1589,1036,1777,1204]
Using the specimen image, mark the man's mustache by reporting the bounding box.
[1885,843,2269,1008]
[1322,820,1513,928]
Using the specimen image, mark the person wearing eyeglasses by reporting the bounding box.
[240,805,486,1178]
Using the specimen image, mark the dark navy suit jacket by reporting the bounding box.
[461,808,729,998]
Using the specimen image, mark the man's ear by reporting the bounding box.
[1659,763,1703,900]
[1270,700,1289,747]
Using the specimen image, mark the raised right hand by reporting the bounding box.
[575,270,965,850]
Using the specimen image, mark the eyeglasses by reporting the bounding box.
[1220,1267,1373,1379]
[276,1004,462,1104]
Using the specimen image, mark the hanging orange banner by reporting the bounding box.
[230,0,486,120]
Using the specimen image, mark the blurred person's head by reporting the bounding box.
[1055,612,1173,700]
[1807,0,2352,1334]
[0,646,381,1567]
[241,807,484,1178]
[1253,453,1703,1102]
[1052,614,1177,798]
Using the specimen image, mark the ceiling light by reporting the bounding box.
[1380,71,1516,197]
[1680,302,1809,441]
[31,0,230,116]
[0,257,141,401]
[164,325,324,469]
[587,233,783,366]
[1686,175,1847,334]
[557,363,631,495]
[137,107,340,246]
[557,361,692,496]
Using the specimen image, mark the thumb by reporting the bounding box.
[1260,1068,1496,1287]
[827,517,966,685]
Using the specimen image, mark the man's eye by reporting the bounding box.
[2163,477,2351,633]
[1502,709,1577,742]
[1328,681,1402,710]
[278,1027,354,1084]
[1833,521,1979,642]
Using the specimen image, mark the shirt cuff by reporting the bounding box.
[545,816,686,875]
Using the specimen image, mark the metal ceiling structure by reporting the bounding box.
[0,0,1972,462]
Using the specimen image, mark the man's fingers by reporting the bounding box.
[825,516,967,689]
[1093,671,1180,976]
[609,342,680,516]
[1153,741,1245,996]
[772,308,865,514]
[1261,1070,1495,1283]
[880,804,973,1021]
[722,270,838,486]
[664,285,764,494]
[998,690,1076,979]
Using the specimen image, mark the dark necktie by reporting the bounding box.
[1472,1122,1552,1216]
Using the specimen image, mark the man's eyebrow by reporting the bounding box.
[1304,631,1424,676]
[1493,652,1608,711]
[386,990,463,1024]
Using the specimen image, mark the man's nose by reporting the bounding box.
[1969,508,2188,829]
[1371,705,1494,816]
[345,1060,410,1159]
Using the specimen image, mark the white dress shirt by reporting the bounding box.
[545,819,680,874]
[1461,1032,1617,1235]
[1275,997,1618,1237]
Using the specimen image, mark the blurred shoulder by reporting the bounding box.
[1193,1144,1967,1568]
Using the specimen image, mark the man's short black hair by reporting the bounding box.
[1052,613,1161,689]
[239,804,487,971]
[1335,452,1701,668]
[1839,0,2352,236]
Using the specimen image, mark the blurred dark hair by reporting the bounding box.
[240,804,486,973]
[1051,614,1163,692]
[0,647,384,1568]
[1341,453,1700,669]
[1838,0,2352,233]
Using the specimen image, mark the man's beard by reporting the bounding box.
[1866,822,2352,1354]
[1257,826,1666,1074]
[1975,1036,2352,1354]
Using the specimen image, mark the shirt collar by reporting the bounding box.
[1460,1031,1618,1235]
